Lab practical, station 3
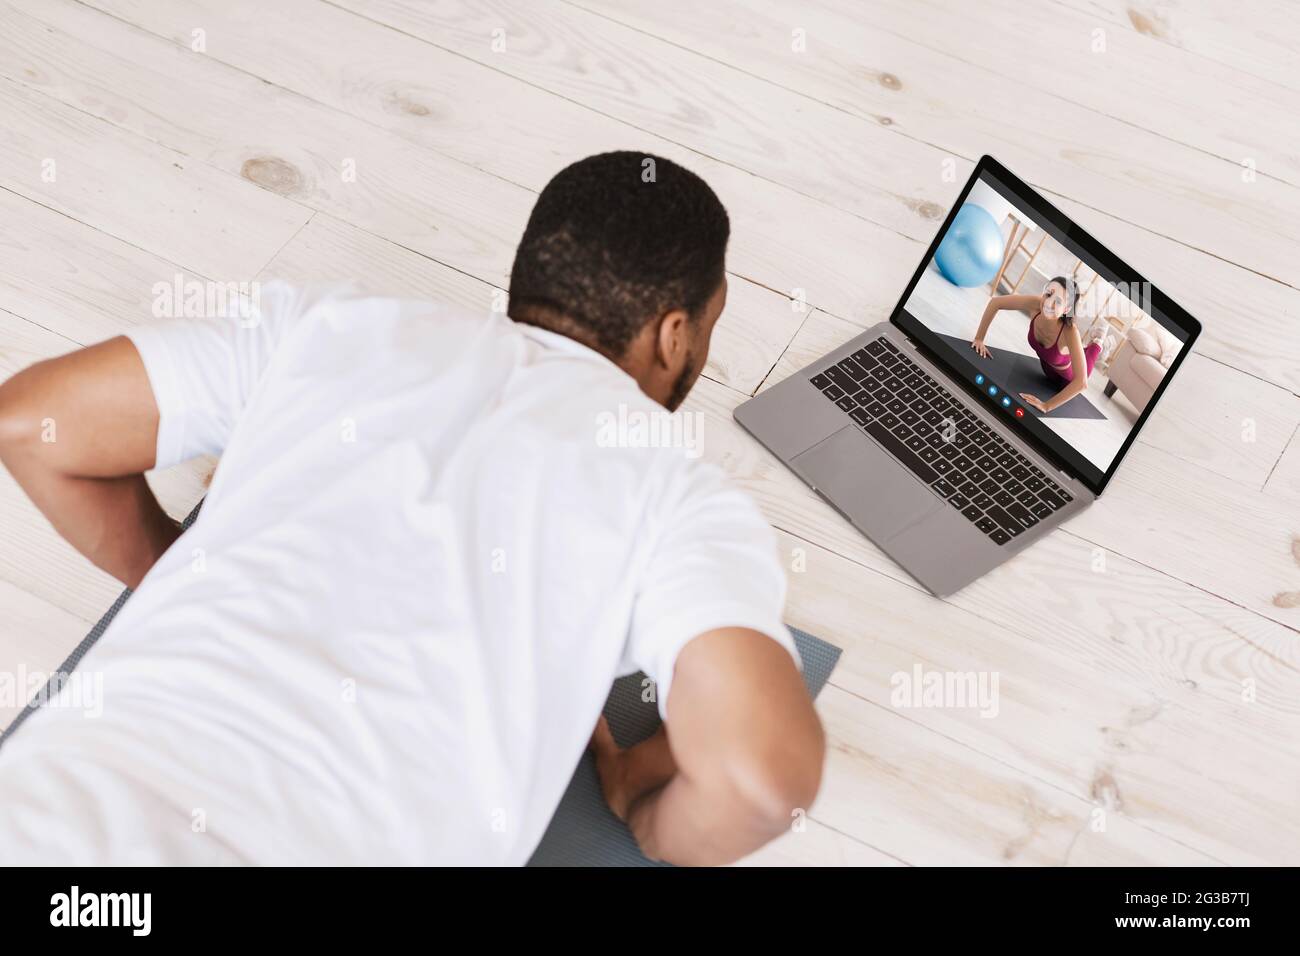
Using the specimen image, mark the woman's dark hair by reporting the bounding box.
[1046,275,1081,326]
[508,152,730,359]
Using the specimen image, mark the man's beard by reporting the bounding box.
[665,350,698,412]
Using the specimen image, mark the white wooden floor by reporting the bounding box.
[1,0,1298,866]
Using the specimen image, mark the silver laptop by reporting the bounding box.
[735,157,1201,596]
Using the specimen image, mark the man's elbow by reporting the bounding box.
[728,718,827,836]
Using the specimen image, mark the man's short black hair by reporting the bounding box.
[508,152,730,358]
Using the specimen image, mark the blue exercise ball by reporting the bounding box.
[934,203,1004,287]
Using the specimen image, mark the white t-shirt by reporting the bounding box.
[0,282,796,865]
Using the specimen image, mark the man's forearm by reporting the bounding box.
[1,450,179,589]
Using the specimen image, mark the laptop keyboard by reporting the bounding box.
[809,337,1073,546]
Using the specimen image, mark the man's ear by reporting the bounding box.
[654,308,692,370]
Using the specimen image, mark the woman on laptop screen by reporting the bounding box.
[969,276,1105,413]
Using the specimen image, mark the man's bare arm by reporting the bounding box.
[591,627,825,865]
[0,336,179,589]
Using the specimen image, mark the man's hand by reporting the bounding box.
[589,717,677,823]
[0,336,178,588]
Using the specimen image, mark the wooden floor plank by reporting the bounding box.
[1055,0,1300,94]
[0,187,208,346]
[0,77,309,280]
[340,0,1300,283]
[773,526,1296,864]
[813,684,1220,865]
[840,0,1300,190]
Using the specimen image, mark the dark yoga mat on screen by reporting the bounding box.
[0,502,841,866]
[937,333,1107,421]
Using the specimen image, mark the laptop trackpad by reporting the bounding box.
[791,425,939,541]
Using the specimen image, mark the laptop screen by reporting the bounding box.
[893,160,1198,493]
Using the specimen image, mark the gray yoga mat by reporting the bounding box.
[0,501,841,866]
[937,333,1107,420]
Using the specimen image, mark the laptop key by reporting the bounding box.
[1007,502,1037,528]
[1016,490,1038,508]
[866,340,886,356]
[827,367,856,391]
[1038,488,1066,511]
[994,489,1013,507]
[1030,502,1052,520]
[840,358,868,380]
[901,409,921,426]
[961,504,982,522]
[811,373,830,390]
[866,401,887,418]
[865,420,938,485]
[989,528,1010,546]
[886,398,906,414]
[958,481,980,498]
[852,389,872,405]
[973,493,993,510]
[836,396,856,412]
[985,504,1025,536]
[975,516,997,534]
[823,384,844,401]
[850,408,871,427]
[948,494,969,509]
[920,447,941,464]
[879,413,899,430]
[932,478,955,497]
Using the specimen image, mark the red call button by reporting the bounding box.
[1014,407,1024,418]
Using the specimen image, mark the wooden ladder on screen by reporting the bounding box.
[991,214,1047,294]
